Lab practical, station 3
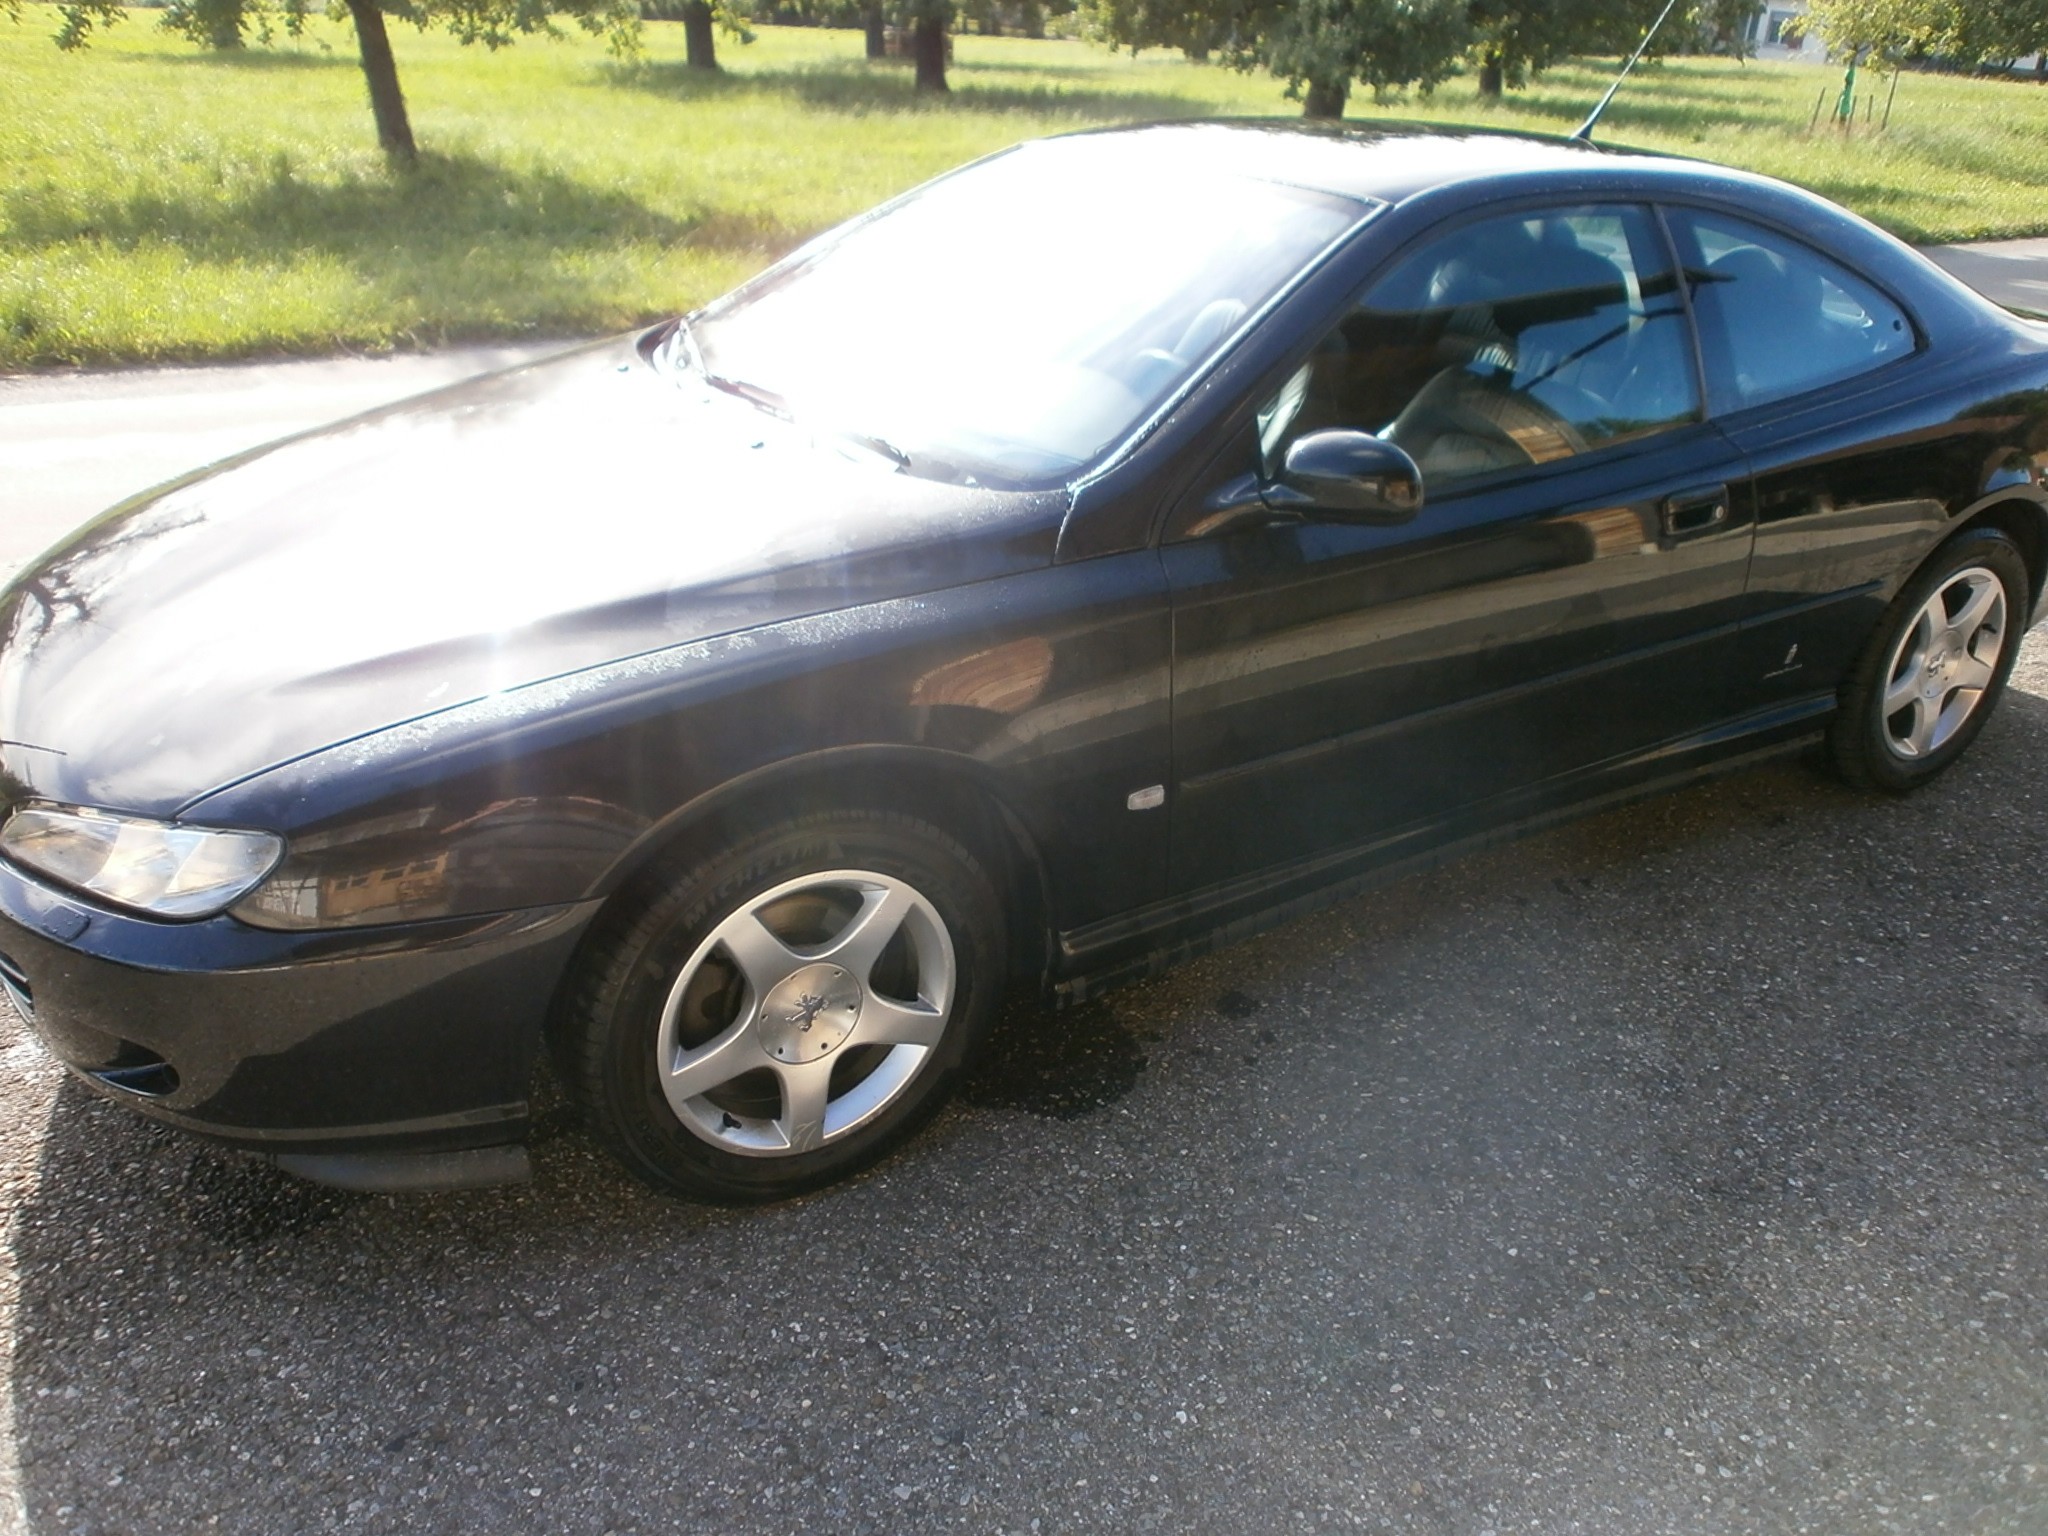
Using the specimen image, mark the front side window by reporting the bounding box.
[1259,204,1701,492]
[1669,208,1916,413]
[689,138,1369,487]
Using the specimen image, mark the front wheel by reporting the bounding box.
[1830,527,2030,793]
[560,810,1006,1202]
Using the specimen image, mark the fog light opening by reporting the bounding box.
[91,1044,180,1099]
[0,949,33,1021]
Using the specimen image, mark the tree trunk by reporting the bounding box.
[1478,49,1503,97]
[343,0,416,164]
[683,1,718,70]
[203,0,244,51]
[914,16,947,92]
[1301,76,1348,118]
[864,2,886,59]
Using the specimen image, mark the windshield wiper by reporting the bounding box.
[707,376,911,470]
[664,326,910,469]
[706,372,794,421]
[826,429,910,470]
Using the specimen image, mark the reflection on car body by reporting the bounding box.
[1,122,2045,1201]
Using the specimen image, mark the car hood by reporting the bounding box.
[0,335,1062,818]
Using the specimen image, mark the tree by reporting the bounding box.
[1465,0,1630,98]
[1464,3,1752,99]
[1082,0,1240,60]
[44,0,644,162]
[894,0,952,88]
[1262,0,1470,115]
[645,0,754,69]
[1693,0,1764,57]
[1950,0,2048,70]
[1086,0,1470,116]
[1796,0,1965,61]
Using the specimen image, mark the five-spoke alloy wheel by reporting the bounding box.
[560,810,1005,1202]
[657,868,956,1158]
[1877,566,2007,762]
[1832,527,2030,792]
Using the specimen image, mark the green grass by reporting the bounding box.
[5,10,2048,371]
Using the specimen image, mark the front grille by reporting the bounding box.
[0,949,32,1021]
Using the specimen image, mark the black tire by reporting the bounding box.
[558,809,1006,1203]
[1829,526,2031,793]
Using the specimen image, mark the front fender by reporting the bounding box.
[196,554,1172,937]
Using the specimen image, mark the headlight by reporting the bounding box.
[0,804,283,920]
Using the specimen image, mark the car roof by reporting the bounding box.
[1057,119,1691,206]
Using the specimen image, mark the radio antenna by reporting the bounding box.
[1570,0,1683,143]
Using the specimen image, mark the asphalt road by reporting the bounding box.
[2,280,2046,1532]
[0,343,566,581]
[1922,239,2048,319]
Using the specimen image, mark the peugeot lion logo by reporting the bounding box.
[788,993,828,1032]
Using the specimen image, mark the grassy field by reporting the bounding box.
[5,10,2048,371]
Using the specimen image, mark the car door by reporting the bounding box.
[1660,206,1958,710]
[1162,201,1758,894]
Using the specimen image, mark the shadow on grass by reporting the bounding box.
[608,57,1225,120]
[4,151,792,356]
[1875,120,2048,186]
[3,150,719,255]
[1470,82,1828,138]
[143,45,354,70]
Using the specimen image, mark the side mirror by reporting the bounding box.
[1266,429,1424,525]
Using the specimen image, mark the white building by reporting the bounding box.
[1749,2,1830,63]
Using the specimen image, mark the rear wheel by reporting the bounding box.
[1830,527,2029,792]
[561,810,1005,1202]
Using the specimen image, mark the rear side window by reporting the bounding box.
[1669,209,1915,414]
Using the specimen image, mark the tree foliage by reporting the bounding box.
[1085,0,1470,115]
[1081,0,1248,58]
[1797,0,1959,59]
[1083,0,1757,115]
[1465,3,1766,96]
[1467,1,1626,96]
[1799,0,2048,65]
[1953,0,2048,66]
[1262,0,1470,115]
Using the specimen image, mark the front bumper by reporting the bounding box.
[0,857,602,1187]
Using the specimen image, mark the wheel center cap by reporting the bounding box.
[758,963,862,1064]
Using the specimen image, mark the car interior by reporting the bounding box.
[1263,208,1702,489]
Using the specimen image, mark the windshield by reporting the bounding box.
[688,137,1372,486]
